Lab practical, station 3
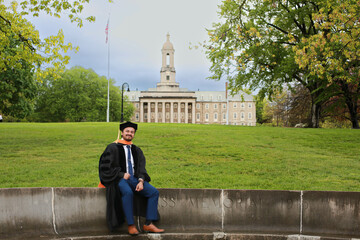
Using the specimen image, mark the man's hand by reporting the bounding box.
[123,173,131,180]
[135,181,144,192]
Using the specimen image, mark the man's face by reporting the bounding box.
[121,127,135,141]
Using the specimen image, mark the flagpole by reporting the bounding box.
[106,16,110,122]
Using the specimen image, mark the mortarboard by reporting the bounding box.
[119,121,138,132]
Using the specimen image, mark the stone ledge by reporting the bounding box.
[0,188,359,239]
[21,233,360,240]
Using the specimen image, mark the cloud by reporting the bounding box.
[27,0,225,90]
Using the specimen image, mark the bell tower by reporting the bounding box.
[157,33,179,91]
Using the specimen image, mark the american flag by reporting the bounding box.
[105,19,109,43]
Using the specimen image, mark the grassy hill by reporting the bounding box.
[0,122,359,191]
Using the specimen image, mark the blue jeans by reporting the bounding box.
[118,176,159,225]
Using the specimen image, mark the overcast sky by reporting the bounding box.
[28,0,226,91]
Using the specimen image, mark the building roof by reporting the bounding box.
[195,91,254,102]
[125,90,254,102]
[162,33,174,50]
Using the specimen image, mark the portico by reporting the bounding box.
[139,94,196,124]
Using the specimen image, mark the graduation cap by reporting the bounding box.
[120,121,138,132]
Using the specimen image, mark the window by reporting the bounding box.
[136,103,139,108]
[241,112,245,119]
[181,103,185,108]
[223,113,226,120]
[166,103,170,108]
[196,103,200,109]
[214,104,218,109]
[174,103,178,108]
[205,113,209,121]
[223,104,226,109]
[205,104,209,109]
[144,113,148,119]
[166,53,170,66]
[214,113,218,121]
[248,112,252,119]
[233,102,237,108]
[218,95,222,100]
[233,113,237,119]
[196,113,200,120]
[166,75,170,80]
[248,103,252,108]
[241,103,245,108]
[135,113,139,121]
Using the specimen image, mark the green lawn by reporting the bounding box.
[0,122,359,191]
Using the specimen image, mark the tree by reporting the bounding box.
[0,0,95,118]
[204,0,358,128]
[0,33,37,118]
[287,84,311,126]
[293,0,360,128]
[0,0,94,79]
[32,66,134,122]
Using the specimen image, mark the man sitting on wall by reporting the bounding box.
[99,121,164,235]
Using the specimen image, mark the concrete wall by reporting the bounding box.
[0,188,359,239]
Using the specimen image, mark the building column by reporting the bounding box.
[147,101,151,123]
[140,101,144,123]
[191,102,196,124]
[185,102,188,124]
[162,102,166,123]
[155,101,158,123]
[177,102,180,123]
[170,102,174,123]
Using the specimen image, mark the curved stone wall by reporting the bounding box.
[0,188,359,239]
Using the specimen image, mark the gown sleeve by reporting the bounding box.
[99,143,125,187]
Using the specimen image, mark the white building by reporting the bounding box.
[126,34,256,126]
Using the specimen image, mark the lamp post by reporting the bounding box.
[121,82,130,122]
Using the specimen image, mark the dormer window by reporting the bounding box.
[166,75,170,80]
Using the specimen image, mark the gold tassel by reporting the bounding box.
[116,129,121,143]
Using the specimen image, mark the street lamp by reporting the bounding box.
[121,82,130,122]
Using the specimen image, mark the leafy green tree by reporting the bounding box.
[0,0,93,79]
[255,95,265,124]
[33,66,133,122]
[0,0,95,118]
[204,0,358,128]
[293,0,359,129]
[0,33,37,118]
[287,84,311,127]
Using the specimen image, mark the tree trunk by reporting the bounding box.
[341,82,359,129]
[344,94,359,129]
[306,81,323,128]
[310,102,321,128]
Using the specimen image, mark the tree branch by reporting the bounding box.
[0,13,36,51]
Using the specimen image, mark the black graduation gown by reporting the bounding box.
[98,143,151,231]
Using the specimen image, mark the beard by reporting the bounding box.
[123,135,133,141]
